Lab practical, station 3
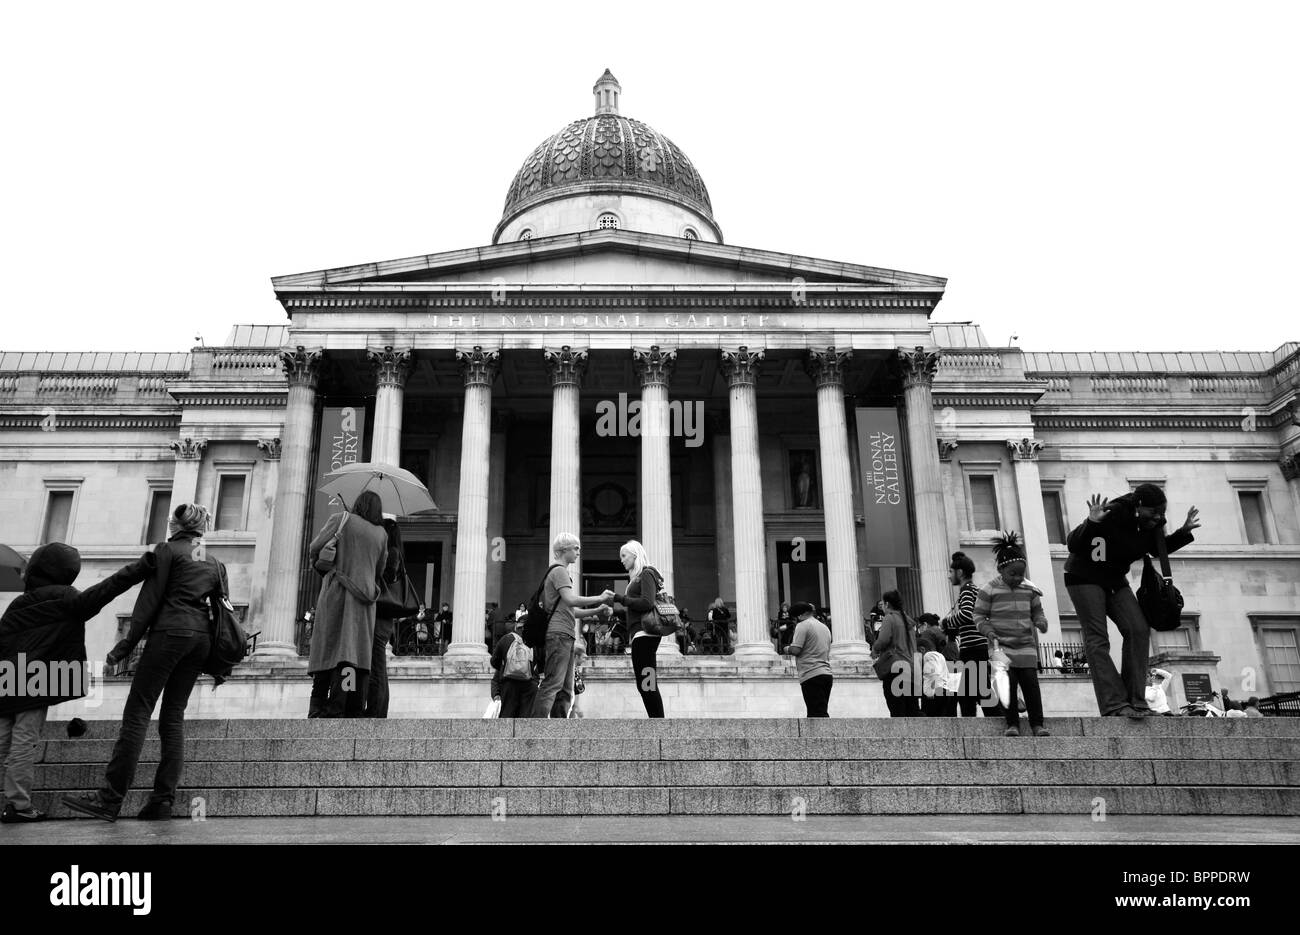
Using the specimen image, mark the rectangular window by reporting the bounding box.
[1260,625,1300,694]
[1151,616,1200,654]
[42,491,74,544]
[1238,491,1268,545]
[1042,490,1066,543]
[969,476,999,529]
[145,489,171,544]
[215,475,247,531]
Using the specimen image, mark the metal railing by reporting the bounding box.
[1256,692,1300,717]
[1037,641,1090,675]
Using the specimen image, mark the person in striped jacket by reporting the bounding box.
[973,532,1050,737]
[943,551,1002,718]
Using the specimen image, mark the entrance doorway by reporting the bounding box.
[776,539,828,611]
[399,541,443,655]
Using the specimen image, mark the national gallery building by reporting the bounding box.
[3,73,1298,717]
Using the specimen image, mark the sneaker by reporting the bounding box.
[61,792,119,822]
[1113,705,1145,719]
[1032,725,1051,737]
[0,803,47,823]
[1004,726,1020,737]
[136,801,172,821]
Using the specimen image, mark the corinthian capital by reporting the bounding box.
[898,346,941,389]
[280,346,322,388]
[170,436,207,460]
[367,346,413,389]
[256,437,282,461]
[720,346,764,388]
[632,346,676,387]
[543,346,589,387]
[806,346,852,388]
[1007,438,1044,461]
[456,346,500,388]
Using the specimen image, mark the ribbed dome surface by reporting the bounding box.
[501,113,714,222]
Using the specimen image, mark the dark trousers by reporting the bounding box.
[1006,667,1044,728]
[631,635,664,718]
[498,677,537,718]
[800,674,833,717]
[101,629,209,807]
[958,645,1006,718]
[531,632,575,718]
[1067,583,1151,715]
[310,663,369,718]
[882,679,919,717]
[367,617,395,718]
[922,694,959,717]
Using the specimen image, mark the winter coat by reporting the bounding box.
[973,577,1048,668]
[0,543,154,716]
[622,566,664,639]
[307,511,388,674]
[1064,492,1194,592]
[118,532,225,648]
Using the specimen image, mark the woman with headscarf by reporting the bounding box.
[608,540,667,718]
[63,503,226,822]
[306,491,388,718]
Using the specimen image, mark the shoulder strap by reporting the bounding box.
[1154,528,1173,580]
[542,563,564,619]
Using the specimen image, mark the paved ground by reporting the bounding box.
[4,815,1298,845]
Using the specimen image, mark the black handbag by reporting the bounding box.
[377,571,422,619]
[1137,529,1184,632]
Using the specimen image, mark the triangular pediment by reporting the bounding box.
[271,230,946,296]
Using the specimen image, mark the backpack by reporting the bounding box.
[502,632,533,680]
[204,561,253,687]
[521,563,563,649]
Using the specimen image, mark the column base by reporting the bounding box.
[732,640,780,662]
[442,642,491,662]
[829,640,875,664]
[250,641,303,662]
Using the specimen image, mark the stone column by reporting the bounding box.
[721,346,777,660]
[167,436,206,518]
[447,346,499,662]
[486,414,509,609]
[634,345,680,657]
[710,416,735,609]
[899,346,951,616]
[246,438,281,631]
[1282,452,1300,536]
[544,346,586,588]
[1008,438,1062,635]
[367,346,412,467]
[808,348,870,661]
[255,347,320,659]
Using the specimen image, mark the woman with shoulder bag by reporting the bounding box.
[871,590,920,717]
[63,503,225,822]
[306,491,389,718]
[609,540,667,718]
[369,518,418,718]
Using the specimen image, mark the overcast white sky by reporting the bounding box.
[2,1,1296,353]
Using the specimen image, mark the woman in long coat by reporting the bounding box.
[307,490,388,717]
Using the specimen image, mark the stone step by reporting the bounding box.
[41,717,1300,740]
[39,734,1300,763]
[35,785,1300,818]
[36,758,1300,789]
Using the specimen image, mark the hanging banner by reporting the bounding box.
[855,407,913,567]
[312,405,368,529]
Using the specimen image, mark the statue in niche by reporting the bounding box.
[791,451,818,509]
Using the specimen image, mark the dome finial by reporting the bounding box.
[593,68,621,115]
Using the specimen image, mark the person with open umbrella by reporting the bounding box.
[318,461,436,517]
[306,490,389,717]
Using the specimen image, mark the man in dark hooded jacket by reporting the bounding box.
[0,543,154,822]
[1064,484,1199,717]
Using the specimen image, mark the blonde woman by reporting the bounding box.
[608,540,666,718]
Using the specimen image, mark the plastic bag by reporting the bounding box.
[482,698,501,719]
[989,650,1012,708]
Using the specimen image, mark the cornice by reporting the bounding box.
[0,414,181,430]
[279,292,938,309]
[167,392,288,408]
[1033,414,1255,430]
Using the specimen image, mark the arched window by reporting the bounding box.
[518,229,533,241]
[597,213,619,230]
[683,227,699,240]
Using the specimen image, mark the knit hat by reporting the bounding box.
[992,531,1027,569]
[169,503,211,535]
[1133,483,1167,509]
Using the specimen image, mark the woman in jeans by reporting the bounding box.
[367,517,407,718]
[307,491,389,717]
[63,503,225,822]
[872,590,919,717]
[609,540,666,718]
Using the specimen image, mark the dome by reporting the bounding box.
[494,72,720,243]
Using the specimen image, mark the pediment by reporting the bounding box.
[271,230,946,296]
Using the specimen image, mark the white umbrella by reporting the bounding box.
[318,462,436,517]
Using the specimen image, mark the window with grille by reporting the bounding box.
[1041,490,1066,543]
[145,489,171,544]
[1238,491,1269,544]
[968,475,1000,529]
[518,229,533,241]
[683,228,698,240]
[597,213,619,230]
[42,490,74,544]
[215,475,247,531]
